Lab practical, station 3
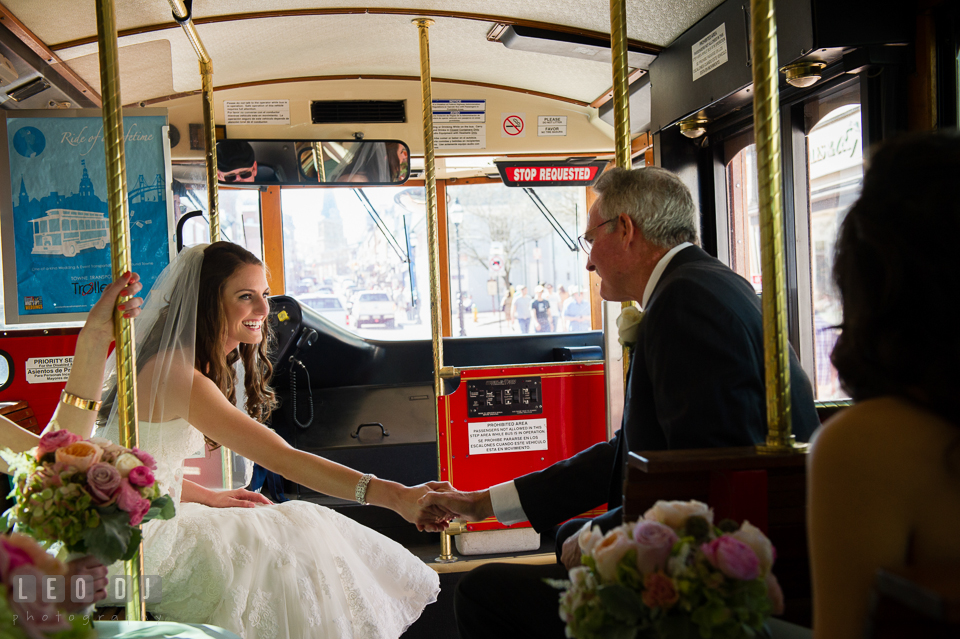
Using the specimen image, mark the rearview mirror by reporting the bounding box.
[216,139,410,186]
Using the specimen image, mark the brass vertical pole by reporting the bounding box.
[200,59,221,242]
[94,0,144,621]
[750,0,797,452]
[609,0,635,380]
[413,17,456,563]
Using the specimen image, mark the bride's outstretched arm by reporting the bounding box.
[186,370,452,531]
[43,272,143,439]
[1,274,142,474]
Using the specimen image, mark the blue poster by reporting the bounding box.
[6,115,170,317]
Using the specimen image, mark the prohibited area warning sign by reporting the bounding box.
[501,113,525,137]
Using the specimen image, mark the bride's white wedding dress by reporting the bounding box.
[135,418,440,639]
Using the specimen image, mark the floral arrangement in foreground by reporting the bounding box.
[0,531,94,639]
[1,430,175,565]
[550,500,784,639]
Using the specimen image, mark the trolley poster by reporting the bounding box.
[0,110,173,324]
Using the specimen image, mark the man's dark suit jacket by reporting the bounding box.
[513,245,819,533]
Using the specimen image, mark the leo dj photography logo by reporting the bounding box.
[72,279,109,297]
[10,574,162,606]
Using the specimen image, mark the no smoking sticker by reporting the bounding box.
[501,113,525,137]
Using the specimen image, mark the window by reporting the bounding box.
[725,135,762,292]
[49,219,59,233]
[446,182,588,337]
[281,186,426,340]
[804,89,863,401]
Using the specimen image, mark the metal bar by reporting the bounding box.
[522,188,578,251]
[609,0,635,383]
[94,0,143,621]
[354,190,409,262]
[200,59,220,241]
[414,17,457,564]
[750,0,799,453]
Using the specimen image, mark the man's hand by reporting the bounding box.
[418,489,494,523]
[207,488,273,508]
[63,555,108,612]
[395,482,457,532]
[560,534,582,571]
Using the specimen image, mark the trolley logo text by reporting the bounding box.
[73,280,109,296]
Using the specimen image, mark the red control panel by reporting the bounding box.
[438,361,608,532]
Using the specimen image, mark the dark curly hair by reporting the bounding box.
[831,131,960,426]
[196,242,278,450]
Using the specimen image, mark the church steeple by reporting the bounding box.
[78,160,94,198]
[18,177,28,209]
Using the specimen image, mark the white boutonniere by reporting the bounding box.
[616,306,644,349]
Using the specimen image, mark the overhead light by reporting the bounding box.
[781,62,826,88]
[679,117,709,139]
[7,77,50,102]
[0,54,19,86]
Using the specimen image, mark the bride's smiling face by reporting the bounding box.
[222,263,270,352]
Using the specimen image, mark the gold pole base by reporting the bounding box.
[435,530,459,563]
[756,438,809,455]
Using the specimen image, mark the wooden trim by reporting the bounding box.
[133,74,591,108]
[437,179,452,338]
[585,186,602,331]
[443,176,502,186]
[627,448,808,475]
[907,9,937,131]
[630,132,652,158]
[590,68,646,108]
[53,8,662,56]
[260,186,285,294]
[0,5,101,105]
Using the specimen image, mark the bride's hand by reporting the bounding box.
[207,488,273,508]
[396,482,457,532]
[81,272,144,345]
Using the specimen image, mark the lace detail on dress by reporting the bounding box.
[247,589,281,639]
[336,556,383,639]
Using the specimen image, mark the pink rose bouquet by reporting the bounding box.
[549,499,783,639]
[1,432,174,566]
[0,532,95,638]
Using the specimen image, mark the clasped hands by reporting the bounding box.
[410,484,494,532]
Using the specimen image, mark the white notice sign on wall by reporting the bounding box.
[691,24,728,81]
[468,418,548,455]
[224,100,291,125]
[25,356,73,384]
[538,115,567,136]
[435,124,486,149]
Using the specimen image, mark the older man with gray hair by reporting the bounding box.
[424,167,818,639]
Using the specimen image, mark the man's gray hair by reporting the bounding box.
[592,167,699,248]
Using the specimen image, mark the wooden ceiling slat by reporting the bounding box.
[133,74,592,108]
[51,8,663,56]
[0,5,101,105]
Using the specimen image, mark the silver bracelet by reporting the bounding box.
[355,473,376,505]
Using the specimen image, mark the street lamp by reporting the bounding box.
[449,202,466,336]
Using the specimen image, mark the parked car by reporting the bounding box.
[298,293,348,327]
[353,291,396,329]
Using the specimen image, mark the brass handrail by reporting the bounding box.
[94,0,144,621]
[166,1,231,488]
[609,0,636,384]
[750,0,800,453]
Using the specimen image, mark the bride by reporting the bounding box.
[97,241,446,638]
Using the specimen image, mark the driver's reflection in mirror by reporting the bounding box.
[216,140,278,183]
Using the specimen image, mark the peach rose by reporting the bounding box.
[592,527,636,583]
[641,571,679,609]
[577,522,605,556]
[765,571,785,615]
[732,521,776,576]
[54,440,103,472]
[643,500,713,530]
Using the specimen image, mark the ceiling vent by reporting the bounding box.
[7,76,50,102]
[311,100,406,124]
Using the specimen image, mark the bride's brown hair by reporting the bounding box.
[197,242,278,450]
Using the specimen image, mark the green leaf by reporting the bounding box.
[146,495,176,521]
[120,526,143,561]
[598,584,644,625]
[654,615,701,639]
[81,506,132,564]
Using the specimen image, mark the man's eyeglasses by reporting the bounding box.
[577,217,617,253]
[220,169,255,183]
